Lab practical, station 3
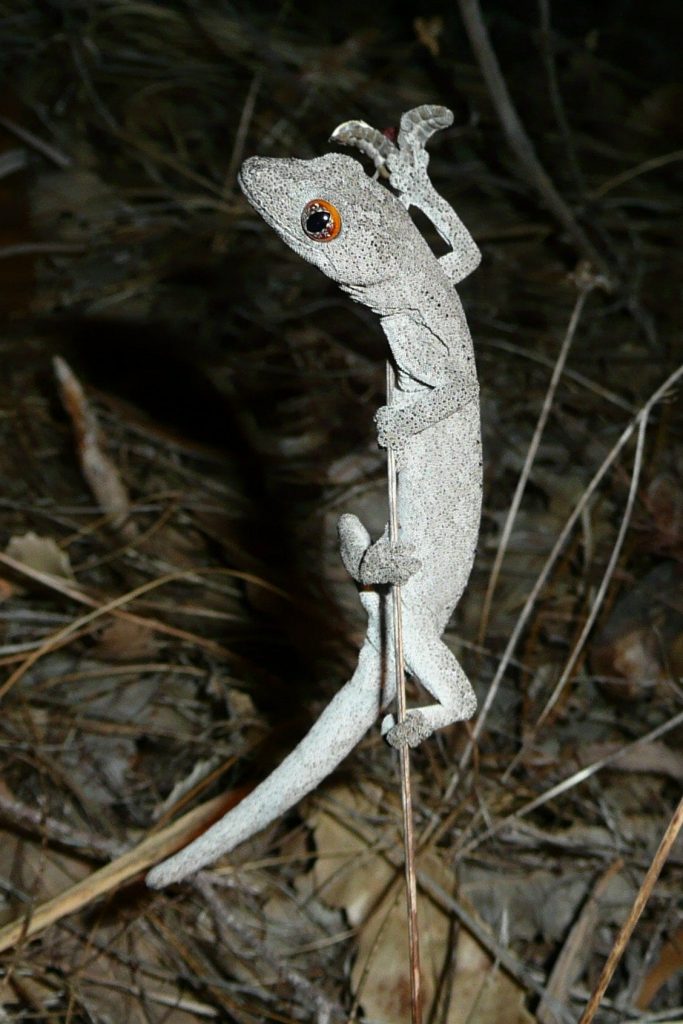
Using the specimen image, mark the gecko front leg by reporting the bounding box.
[375,373,479,451]
[332,105,481,284]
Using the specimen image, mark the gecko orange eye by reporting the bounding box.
[301,199,341,242]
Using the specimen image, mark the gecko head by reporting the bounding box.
[238,153,415,288]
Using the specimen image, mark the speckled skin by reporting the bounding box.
[147,108,481,888]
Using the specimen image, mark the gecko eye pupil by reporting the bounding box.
[301,199,341,241]
[307,210,330,234]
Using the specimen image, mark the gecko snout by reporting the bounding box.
[237,155,265,196]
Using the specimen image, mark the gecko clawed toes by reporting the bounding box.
[359,533,421,586]
[383,710,432,749]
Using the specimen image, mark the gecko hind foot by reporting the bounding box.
[381,710,431,749]
[338,516,420,586]
[359,531,421,586]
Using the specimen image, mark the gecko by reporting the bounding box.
[147,105,482,889]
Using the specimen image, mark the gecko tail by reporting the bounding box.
[146,631,382,888]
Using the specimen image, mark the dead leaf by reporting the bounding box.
[537,859,623,1024]
[449,930,535,1024]
[591,562,683,700]
[636,923,683,1009]
[414,16,443,57]
[91,618,161,662]
[54,356,136,540]
[5,532,74,580]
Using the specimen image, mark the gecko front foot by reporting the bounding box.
[385,146,432,209]
[332,105,452,211]
[359,531,421,586]
[375,404,412,451]
[381,710,431,749]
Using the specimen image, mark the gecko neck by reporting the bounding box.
[343,265,442,318]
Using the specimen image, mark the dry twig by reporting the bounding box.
[578,797,683,1024]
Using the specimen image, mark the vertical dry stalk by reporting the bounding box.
[386,362,422,1024]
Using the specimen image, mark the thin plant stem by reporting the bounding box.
[577,797,683,1024]
[533,409,648,730]
[386,361,422,1024]
[501,382,651,781]
[455,708,683,860]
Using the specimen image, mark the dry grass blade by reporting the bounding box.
[0,792,237,954]
[0,562,292,701]
[478,270,597,646]
[578,797,683,1024]
[456,708,683,859]
[532,404,649,729]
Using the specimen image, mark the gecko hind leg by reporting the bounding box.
[381,605,477,749]
[338,514,420,586]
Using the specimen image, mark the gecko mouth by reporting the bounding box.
[237,159,268,216]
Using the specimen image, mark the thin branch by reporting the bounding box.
[0,114,71,169]
[590,148,683,199]
[577,797,683,1024]
[0,793,123,860]
[537,0,585,194]
[196,875,344,1024]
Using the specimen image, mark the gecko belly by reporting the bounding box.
[397,405,482,630]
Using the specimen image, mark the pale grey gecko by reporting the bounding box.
[147,105,482,889]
